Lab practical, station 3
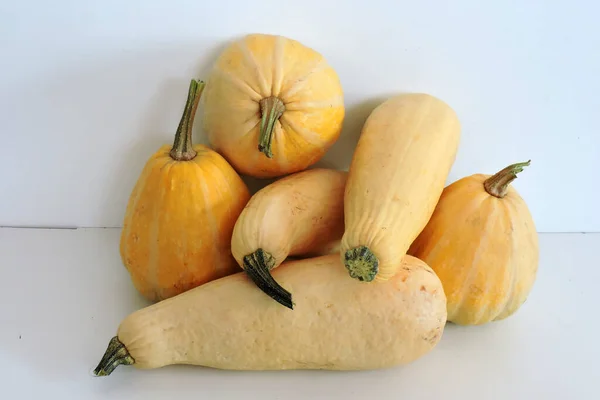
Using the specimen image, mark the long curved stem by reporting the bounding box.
[258,96,285,158]
[170,79,205,161]
[484,160,531,198]
[93,336,134,377]
[243,249,293,309]
[344,246,379,282]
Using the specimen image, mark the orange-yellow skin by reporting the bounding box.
[120,144,251,302]
[202,33,345,178]
[408,174,539,325]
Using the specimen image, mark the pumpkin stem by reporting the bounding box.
[92,336,135,377]
[484,160,531,198]
[170,79,205,161]
[243,249,294,309]
[258,96,285,158]
[344,246,379,282]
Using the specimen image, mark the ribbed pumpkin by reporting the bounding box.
[120,79,251,302]
[202,33,345,178]
[408,161,539,325]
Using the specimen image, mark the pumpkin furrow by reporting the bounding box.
[271,35,285,97]
[496,197,520,319]
[279,114,327,148]
[196,163,225,276]
[209,68,263,103]
[284,95,344,111]
[238,38,270,97]
[451,200,497,321]
[279,58,327,100]
[150,162,175,301]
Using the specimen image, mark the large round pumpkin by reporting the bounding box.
[120,80,251,302]
[408,161,539,325]
[202,33,345,178]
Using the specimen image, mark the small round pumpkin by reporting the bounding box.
[408,161,539,325]
[202,33,345,178]
[120,79,251,302]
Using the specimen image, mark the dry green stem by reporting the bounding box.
[93,336,134,377]
[258,96,285,158]
[484,160,531,198]
[170,79,205,161]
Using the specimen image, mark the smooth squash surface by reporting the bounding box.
[341,93,461,282]
[202,33,345,178]
[408,161,539,325]
[231,168,346,308]
[93,254,447,374]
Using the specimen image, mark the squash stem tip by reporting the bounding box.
[92,336,135,377]
[170,79,206,161]
[344,246,379,282]
[243,249,294,309]
[484,160,531,198]
[258,96,285,159]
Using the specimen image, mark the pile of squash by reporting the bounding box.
[93,33,539,377]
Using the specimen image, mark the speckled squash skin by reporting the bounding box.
[202,33,345,178]
[115,254,447,371]
[408,163,539,325]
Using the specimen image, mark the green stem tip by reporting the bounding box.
[484,160,531,198]
[243,249,294,309]
[258,96,285,158]
[170,79,205,161]
[344,246,379,282]
[92,336,134,377]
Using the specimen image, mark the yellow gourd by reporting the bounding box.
[202,33,345,178]
[93,254,447,375]
[231,168,346,308]
[341,93,461,282]
[120,79,251,302]
[408,161,539,325]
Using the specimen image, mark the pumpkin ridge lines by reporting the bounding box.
[196,163,225,276]
[284,95,344,111]
[151,161,175,300]
[238,38,270,97]
[453,199,497,319]
[279,114,327,148]
[271,35,285,97]
[497,198,519,319]
[211,68,263,103]
[279,57,328,100]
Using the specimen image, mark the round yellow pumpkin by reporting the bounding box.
[120,80,251,301]
[202,33,345,178]
[408,161,539,325]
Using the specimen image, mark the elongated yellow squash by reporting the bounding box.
[93,254,447,375]
[341,93,461,282]
[231,168,346,309]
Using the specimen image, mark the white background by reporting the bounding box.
[1,0,598,231]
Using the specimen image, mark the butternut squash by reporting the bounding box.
[231,168,346,309]
[93,254,447,375]
[202,33,345,178]
[120,79,251,301]
[408,161,539,325]
[341,93,461,282]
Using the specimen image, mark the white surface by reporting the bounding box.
[1,0,599,232]
[0,228,598,399]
